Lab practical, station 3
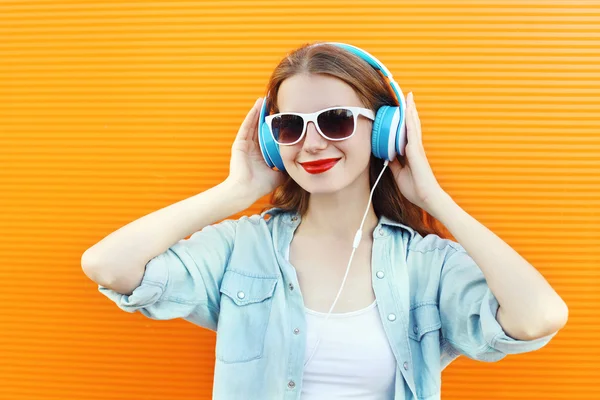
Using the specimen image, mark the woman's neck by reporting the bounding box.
[297,178,379,243]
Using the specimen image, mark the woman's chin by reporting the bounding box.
[296,175,349,195]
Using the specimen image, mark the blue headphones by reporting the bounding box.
[258,42,407,172]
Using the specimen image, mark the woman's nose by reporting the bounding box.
[302,122,327,153]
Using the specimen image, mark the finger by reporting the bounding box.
[236,97,262,142]
[250,97,263,144]
[248,97,263,141]
[406,93,417,144]
[409,93,423,144]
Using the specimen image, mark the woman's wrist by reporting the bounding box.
[218,179,261,210]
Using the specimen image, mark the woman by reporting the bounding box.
[82,42,568,400]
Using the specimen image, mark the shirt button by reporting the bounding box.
[379,228,385,236]
[291,216,298,222]
[403,362,409,371]
[237,291,245,299]
[293,328,300,335]
[289,283,294,291]
[413,325,418,334]
[376,271,385,279]
[387,313,396,321]
[288,380,296,389]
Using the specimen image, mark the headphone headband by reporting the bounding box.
[311,42,404,103]
[311,42,393,78]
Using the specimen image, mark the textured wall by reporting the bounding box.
[1,1,598,399]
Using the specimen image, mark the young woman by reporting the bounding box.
[82,42,568,400]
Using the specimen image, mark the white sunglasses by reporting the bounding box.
[265,106,375,146]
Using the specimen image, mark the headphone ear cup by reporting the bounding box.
[371,105,399,161]
[258,99,273,168]
[261,122,286,172]
[258,121,274,168]
[258,98,286,171]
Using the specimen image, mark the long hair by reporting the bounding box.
[263,42,449,239]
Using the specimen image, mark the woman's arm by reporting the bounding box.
[390,92,567,341]
[429,191,569,341]
[81,180,254,295]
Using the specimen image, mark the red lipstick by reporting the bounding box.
[299,158,341,174]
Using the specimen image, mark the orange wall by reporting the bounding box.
[1,1,598,399]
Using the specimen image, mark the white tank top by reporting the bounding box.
[286,246,397,399]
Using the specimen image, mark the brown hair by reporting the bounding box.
[263,42,449,239]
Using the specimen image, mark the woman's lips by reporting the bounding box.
[299,158,341,174]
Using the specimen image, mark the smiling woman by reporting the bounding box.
[2,0,594,399]
[82,41,567,400]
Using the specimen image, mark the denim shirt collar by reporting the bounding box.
[261,207,416,237]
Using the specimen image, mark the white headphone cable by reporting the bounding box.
[303,159,390,368]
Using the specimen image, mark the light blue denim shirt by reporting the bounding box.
[99,207,557,400]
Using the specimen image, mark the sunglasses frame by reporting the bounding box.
[265,106,375,146]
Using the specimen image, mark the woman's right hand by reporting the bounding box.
[225,97,285,201]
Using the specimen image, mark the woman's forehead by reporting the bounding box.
[276,74,362,113]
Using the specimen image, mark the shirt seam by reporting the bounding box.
[408,244,459,255]
[444,333,500,357]
[226,268,279,279]
[409,300,438,311]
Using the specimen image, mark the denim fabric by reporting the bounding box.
[99,207,557,400]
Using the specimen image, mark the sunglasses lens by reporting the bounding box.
[271,114,304,144]
[317,108,355,139]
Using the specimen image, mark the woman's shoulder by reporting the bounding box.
[259,206,296,221]
[213,207,292,226]
[408,233,462,253]
[379,216,461,254]
[211,207,296,237]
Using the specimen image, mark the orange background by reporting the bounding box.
[1,1,599,399]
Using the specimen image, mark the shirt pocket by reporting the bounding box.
[216,269,278,363]
[408,303,442,399]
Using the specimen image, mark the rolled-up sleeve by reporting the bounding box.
[438,243,557,362]
[98,219,237,331]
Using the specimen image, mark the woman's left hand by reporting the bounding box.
[388,92,447,215]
